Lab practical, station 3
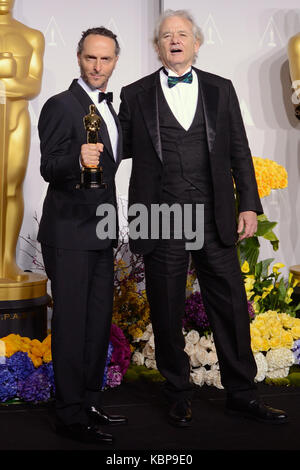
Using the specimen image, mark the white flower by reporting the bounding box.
[185,330,200,345]
[266,367,290,379]
[206,351,218,366]
[142,342,155,360]
[266,348,295,371]
[131,351,144,366]
[190,353,201,368]
[254,352,268,382]
[145,358,157,369]
[135,323,153,342]
[190,367,206,386]
[148,334,155,348]
[195,347,209,366]
[184,342,196,356]
[205,369,224,389]
[199,334,215,351]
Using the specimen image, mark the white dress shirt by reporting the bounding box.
[77,77,118,161]
[159,67,198,131]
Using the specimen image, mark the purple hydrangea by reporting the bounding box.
[102,342,114,389]
[292,340,300,365]
[106,365,123,388]
[6,352,35,381]
[17,368,52,403]
[40,362,55,393]
[0,367,18,402]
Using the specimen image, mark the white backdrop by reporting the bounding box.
[14,0,300,278]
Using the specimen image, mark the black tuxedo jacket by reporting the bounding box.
[38,79,122,250]
[118,67,263,254]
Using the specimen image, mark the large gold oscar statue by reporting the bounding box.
[288,33,300,304]
[0,0,48,339]
[288,32,300,120]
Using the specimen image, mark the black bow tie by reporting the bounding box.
[98,92,113,103]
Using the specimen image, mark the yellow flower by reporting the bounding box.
[291,325,300,339]
[280,331,294,349]
[241,261,250,273]
[251,335,264,353]
[279,313,295,329]
[284,287,294,304]
[261,285,273,299]
[272,263,285,274]
[269,336,282,349]
[252,157,288,198]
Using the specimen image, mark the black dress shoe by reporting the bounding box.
[168,400,192,428]
[226,398,288,424]
[56,422,113,444]
[87,406,128,426]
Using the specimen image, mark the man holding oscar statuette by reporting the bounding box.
[38,27,127,444]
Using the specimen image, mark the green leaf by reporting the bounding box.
[277,278,287,301]
[238,237,260,273]
[255,220,277,237]
[260,258,275,278]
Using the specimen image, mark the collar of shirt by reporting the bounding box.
[163,66,192,77]
[159,67,198,131]
[77,77,108,109]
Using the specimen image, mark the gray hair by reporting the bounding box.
[153,9,204,47]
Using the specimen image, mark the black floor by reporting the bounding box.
[0,380,299,461]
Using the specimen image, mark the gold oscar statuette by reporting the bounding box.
[288,32,300,120]
[0,0,49,340]
[80,104,107,189]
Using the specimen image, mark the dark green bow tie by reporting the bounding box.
[164,69,193,88]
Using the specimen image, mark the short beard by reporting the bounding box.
[79,64,99,91]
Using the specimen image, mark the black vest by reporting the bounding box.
[158,81,214,204]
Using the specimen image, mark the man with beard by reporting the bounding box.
[38,27,127,444]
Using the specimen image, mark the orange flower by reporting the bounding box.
[252,157,288,198]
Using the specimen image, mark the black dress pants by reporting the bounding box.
[143,200,257,404]
[42,244,114,425]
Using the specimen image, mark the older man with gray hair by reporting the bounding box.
[119,9,288,427]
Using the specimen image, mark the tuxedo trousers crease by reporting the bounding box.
[144,238,194,403]
[191,228,257,395]
[142,203,257,403]
[41,244,114,425]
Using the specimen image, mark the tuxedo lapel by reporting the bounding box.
[195,69,219,154]
[106,101,123,165]
[137,71,163,162]
[69,80,115,163]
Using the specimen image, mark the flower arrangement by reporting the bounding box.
[104,324,131,388]
[250,310,300,352]
[0,335,54,403]
[252,157,288,199]
[242,259,300,316]
[131,324,223,389]
[0,324,132,403]
[112,246,150,348]
[249,310,300,382]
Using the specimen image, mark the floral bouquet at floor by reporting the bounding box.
[0,334,54,403]
[0,323,132,404]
